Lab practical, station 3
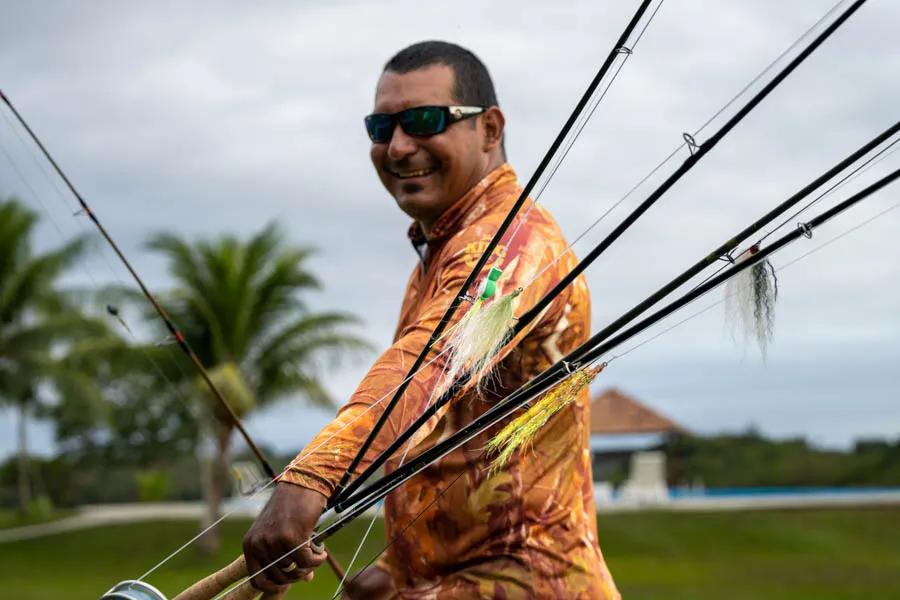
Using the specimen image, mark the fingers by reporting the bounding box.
[244,550,284,592]
[241,483,329,592]
[285,542,328,569]
[244,537,324,591]
[247,555,306,590]
[243,532,300,590]
[280,538,326,583]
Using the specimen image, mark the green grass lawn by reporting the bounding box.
[0,507,71,530]
[0,507,898,599]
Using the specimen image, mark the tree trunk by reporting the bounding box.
[16,402,31,515]
[197,420,233,554]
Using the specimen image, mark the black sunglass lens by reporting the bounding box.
[399,107,446,136]
[365,114,395,143]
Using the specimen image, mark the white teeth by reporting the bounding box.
[394,168,434,179]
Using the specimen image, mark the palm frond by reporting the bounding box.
[0,233,90,320]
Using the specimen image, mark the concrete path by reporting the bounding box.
[3,489,898,543]
[0,495,266,544]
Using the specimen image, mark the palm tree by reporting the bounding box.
[0,198,109,514]
[146,223,370,549]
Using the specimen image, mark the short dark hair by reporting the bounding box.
[384,41,499,107]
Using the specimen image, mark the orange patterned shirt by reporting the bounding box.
[282,164,619,599]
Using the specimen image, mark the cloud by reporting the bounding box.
[0,0,897,460]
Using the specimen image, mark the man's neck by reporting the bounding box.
[419,155,506,236]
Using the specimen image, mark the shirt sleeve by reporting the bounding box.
[279,217,569,498]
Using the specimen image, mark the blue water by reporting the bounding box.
[668,486,900,499]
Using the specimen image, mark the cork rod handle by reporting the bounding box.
[172,555,253,600]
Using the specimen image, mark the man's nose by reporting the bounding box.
[386,124,418,161]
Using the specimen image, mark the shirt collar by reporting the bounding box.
[406,163,517,245]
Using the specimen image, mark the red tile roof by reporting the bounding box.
[589,387,684,435]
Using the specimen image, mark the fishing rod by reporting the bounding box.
[328,164,900,523]
[213,162,900,600]
[328,0,658,503]
[333,131,899,512]
[138,3,877,594]
[0,89,278,480]
[0,88,358,588]
[329,0,869,509]
[327,174,900,598]
[560,122,900,368]
[0,90,360,583]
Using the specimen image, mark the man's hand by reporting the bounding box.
[342,565,397,600]
[242,482,328,592]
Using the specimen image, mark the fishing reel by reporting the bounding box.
[100,555,283,600]
[101,580,167,600]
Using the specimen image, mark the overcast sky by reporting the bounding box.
[1,0,897,461]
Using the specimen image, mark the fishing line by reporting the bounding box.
[337,128,897,515]
[332,0,870,510]
[0,91,279,483]
[0,117,299,581]
[188,0,874,592]
[534,0,852,291]
[0,89,482,583]
[135,342,460,582]
[218,404,464,600]
[331,0,661,504]
[329,190,900,598]
[3,0,860,592]
[610,198,900,363]
[214,467,471,600]
[330,164,900,536]
[0,110,208,432]
[516,0,868,329]
[500,0,667,247]
[500,47,633,250]
[501,0,670,249]
[0,106,149,292]
[759,139,900,243]
[520,0,668,217]
[692,134,900,291]
[329,477,471,600]
[332,358,454,597]
[0,108,204,393]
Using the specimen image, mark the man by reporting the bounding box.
[244,41,619,599]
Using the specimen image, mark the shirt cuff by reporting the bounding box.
[277,468,333,497]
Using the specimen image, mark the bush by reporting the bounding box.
[135,470,170,502]
[26,495,54,520]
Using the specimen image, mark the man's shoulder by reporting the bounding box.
[443,199,569,265]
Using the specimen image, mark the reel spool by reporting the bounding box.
[101,580,168,600]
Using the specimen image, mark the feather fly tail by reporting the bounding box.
[724,245,778,360]
[485,363,604,474]
[444,289,520,393]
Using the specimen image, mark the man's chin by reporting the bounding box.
[393,188,441,222]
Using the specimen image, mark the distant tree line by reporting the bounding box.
[3,193,898,543]
[663,430,900,488]
[0,195,369,551]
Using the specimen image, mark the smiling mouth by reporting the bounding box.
[388,166,437,179]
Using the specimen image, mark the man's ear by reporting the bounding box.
[481,106,505,153]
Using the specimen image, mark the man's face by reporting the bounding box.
[370,65,491,228]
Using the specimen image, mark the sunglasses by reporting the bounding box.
[364,105,485,143]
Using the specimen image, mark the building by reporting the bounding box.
[589,388,685,503]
